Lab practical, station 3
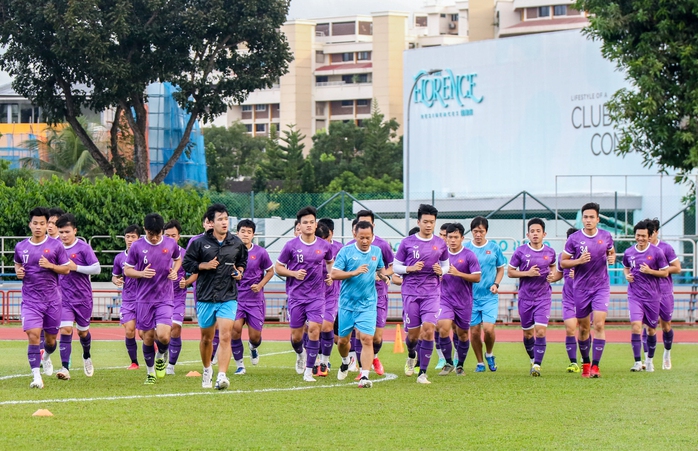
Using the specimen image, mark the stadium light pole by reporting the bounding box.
[405,68,441,234]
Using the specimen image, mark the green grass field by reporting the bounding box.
[1,333,697,450]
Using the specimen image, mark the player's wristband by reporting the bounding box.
[493,283,500,288]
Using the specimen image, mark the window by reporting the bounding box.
[341,100,353,107]
[272,124,280,133]
[451,14,459,22]
[342,52,353,62]
[357,51,371,61]
[526,8,538,19]
[316,76,328,83]
[255,123,266,132]
[357,100,369,107]
[255,104,267,111]
[316,23,330,36]
[332,21,355,36]
[342,74,368,84]
[538,6,550,17]
[241,105,252,112]
[415,16,427,27]
[245,124,252,133]
[553,5,567,16]
[358,21,372,35]
[316,51,325,64]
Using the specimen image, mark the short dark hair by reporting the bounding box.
[296,206,317,222]
[205,203,228,222]
[417,204,438,220]
[440,222,452,232]
[356,209,375,223]
[48,207,65,219]
[124,225,141,236]
[446,223,465,236]
[237,219,256,233]
[355,220,374,233]
[294,218,300,227]
[649,218,660,233]
[351,217,359,230]
[581,202,600,216]
[470,216,489,231]
[164,219,182,234]
[408,227,420,236]
[566,227,578,239]
[634,219,655,235]
[315,223,331,239]
[55,213,77,229]
[201,212,209,222]
[318,218,334,232]
[29,207,50,222]
[527,218,546,232]
[144,213,165,233]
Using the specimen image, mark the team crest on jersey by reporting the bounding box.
[43,249,50,254]
[432,246,438,250]
[486,250,491,254]
[163,248,169,253]
[71,254,76,258]
[647,256,653,260]
[544,256,549,260]
[597,240,603,244]
[458,259,463,263]
[251,255,257,260]
[315,249,322,254]
[371,256,377,261]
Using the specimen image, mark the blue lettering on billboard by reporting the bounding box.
[414,69,484,108]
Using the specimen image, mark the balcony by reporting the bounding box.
[314,82,373,102]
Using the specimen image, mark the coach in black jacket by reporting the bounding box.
[182,203,248,390]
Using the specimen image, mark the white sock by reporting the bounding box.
[664,349,671,358]
[32,368,40,377]
[203,365,212,373]
[342,356,350,365]
[436,349,445,359]
[147,366,155,375]
[249,342,257,350]
[374,353,379,359]
[217,371,226,379]
[646,357,653,363]
[486,352,494,358]
[236,359,244,367]
[360,369,369,379]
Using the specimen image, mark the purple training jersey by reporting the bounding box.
[324,240,344,301]
[113,251,137,302]
[238,243,273,304]
[509,244,556,301]
[563,229,613,293]
[125,236,181,303]
[622,244,669,301]
[277,236,333,300]
[14,236,70,305]
[172,245,187,302]
[186,233,205,303]
[441,246,481,307]
[395,234,448,296]
[557,253,574,301]
[59,239,99,304]
[655,241,678,294]
[348,235,394,297]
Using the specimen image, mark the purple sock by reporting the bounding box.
[592,338,605,365]
[211,329,220,360]
[168,337,182,365]
[125,337,138,364]
[143,343,155,368]
[565,336,577,363]
[60,334,72,368]
[642,328,648,353]
[320,331,334,357]
[523,336,535,360]
[349,330,356,352]
[631,333,642,361]
[355,338,363,368]
[44,341,56,356]
[305,339,320,368]
[406,338,418,359]
[663,330,674,350]
[440,336,453,363]
[434,330,441,350]
[79,332,91,359]
[418,340,433,372]
[291,338,304,355]
[28,344,41,370]
[303,332,309,349]
[456,339,470,366]
[155,340,169,357]
[373,340,382,356]
[533,337,546,365]
[40,330,45,351]
[578,337,591,363]
[453,334,460,353]
[647,334,657,359]
[232,338,244,362]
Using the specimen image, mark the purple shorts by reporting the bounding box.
[60,301,92,330]
[21,301,61,335]
[235,301,265,331]
[288,298,324,329]
[136,302,173,331]
[575,287,609,319]
[120,300,137,325]
[172,295,187,325]
[659,293,674,323]
[518,298,551,330]
[376,294,389,329]
[403,294,440,329]
[324,296,339,323]
[439,296,472,331]
[628,296,660,329]
[561,294,576,321]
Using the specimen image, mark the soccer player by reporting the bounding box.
[163,219,187,375]
[507,218,557,377]
[183,204,247,390]
[333,221,387,388]
[394,204,449,384]
[314,219,342,377]
[623,220,669,372]
[112,224,142,369]
[275,206,334,382]
[14,207,70,388]
[437,223,481,376]
[554,228,581,373]
[647,218,681,369]
[124,213,182,385]
[438,223,451,241]
[55,214,101,380]
[465,216,506,372]
[435,222,454,370]
[231,219,274,375]
[560,202,616,378]
[47,207,65,240]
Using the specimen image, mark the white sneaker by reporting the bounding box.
[303,373,316,382]
[215,374,230,390]
[202,367,213,389]
[663,350,672,370]
[337,363,349,381]
[404,357,417,376]
[56,367,71,380]
[416,373,431,384]
[630,361,644,372]
[348,352,358,372]
[295,350,306,375]
[249,344,260,365]
[42,353,53,376]
[166,364,176,375]
[358,377,373,388]
[645,360,655,372]
[83,358,94,377]
[30,376,44,389]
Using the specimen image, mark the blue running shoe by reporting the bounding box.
[475,363,486,373]
[435,358,446,370]
[234,366,246,375]
[453,358,459,368]
[486,355,498,372]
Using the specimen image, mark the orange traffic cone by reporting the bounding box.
[393,324,405,353]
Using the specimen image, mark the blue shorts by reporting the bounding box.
[196,300,237,329]
[471,298,498,326]
[338,309,377,337]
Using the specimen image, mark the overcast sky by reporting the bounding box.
[288,0,428,19]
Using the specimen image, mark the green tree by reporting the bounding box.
[0,0,292,184]
[308,121,364,189]
[577,0,698,182]
[0,158,33,187]
[280,125,306,192]
[326,171,403,194]
[300,160,316,193]
[361,102,402,180]
[256,126,287,188]
[203,123,266,192]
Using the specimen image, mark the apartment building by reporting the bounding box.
[495,0,589,38]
